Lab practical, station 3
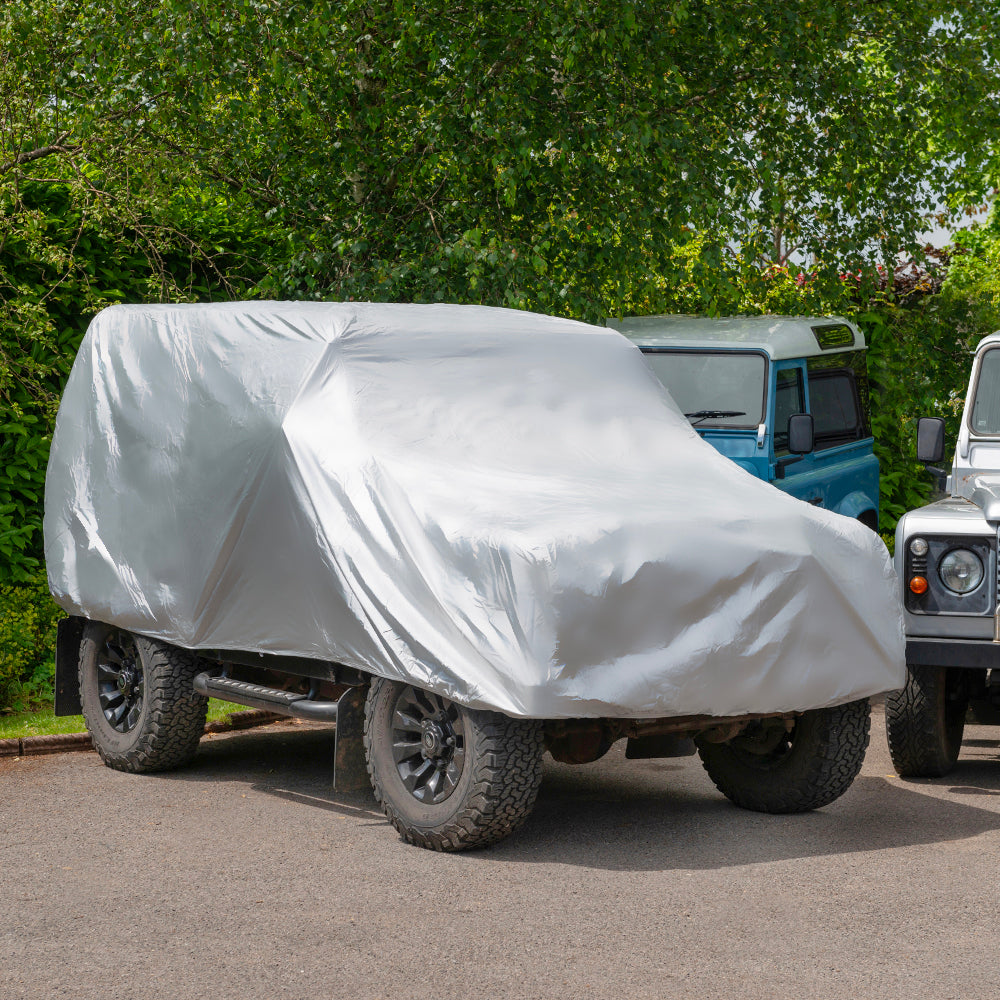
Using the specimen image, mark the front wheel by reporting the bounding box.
[79,623,208,773]
[695,699,871,813]
[364,678,544,851]
[885,663,967,777]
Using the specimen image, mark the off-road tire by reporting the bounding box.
[364,678,544,851]
[79,622,208,773]
[885,663,967,777]
[695,699,871,813]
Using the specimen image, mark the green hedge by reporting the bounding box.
[0,179,272,586]
[0,571,62,713]
[641,233,1000,545]
[859,235,1000,541]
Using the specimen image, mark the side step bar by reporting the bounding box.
[193,672,370,792]
[193,672,340,721]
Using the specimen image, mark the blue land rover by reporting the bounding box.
[608,315,879,529]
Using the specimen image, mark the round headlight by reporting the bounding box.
[939,549,984,594]
[909,537,929,557]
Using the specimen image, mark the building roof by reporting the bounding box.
[607,314,865,361]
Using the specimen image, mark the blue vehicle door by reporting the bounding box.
[770,355,879,527]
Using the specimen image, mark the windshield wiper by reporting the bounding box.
[684,410,746,426]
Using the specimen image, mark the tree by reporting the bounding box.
[23,0,987,318]
[8,2,1000,319]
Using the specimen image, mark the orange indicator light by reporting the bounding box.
[909,576,928,595]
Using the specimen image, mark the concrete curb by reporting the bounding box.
[0,710,283,758]
[0,733,91,757]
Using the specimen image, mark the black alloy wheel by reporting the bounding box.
[389,685,467,805]
[364,677,545,851]
[78,621,208,773]
[95,629,145,734]
[695,699,871,813]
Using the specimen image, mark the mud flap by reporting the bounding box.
[333,685,370,793]
[54,616,87,716]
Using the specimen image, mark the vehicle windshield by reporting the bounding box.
[640,350,767,427]
[970,347,1000,435]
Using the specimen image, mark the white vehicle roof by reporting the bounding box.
[607,314,865,361]
[976,331,1000,353]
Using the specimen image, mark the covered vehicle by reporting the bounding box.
[46,302,904,850]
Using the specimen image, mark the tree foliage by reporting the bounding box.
[8,1,1000,319]
[862,231,1000,537]
[180,0,1000,314]
[0,1,275,579]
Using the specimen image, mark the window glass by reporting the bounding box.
[808,371,861,449]
[773,368,804,455]
[641,350,767,427]
[970,348,1000,435]
[807,351,870,436]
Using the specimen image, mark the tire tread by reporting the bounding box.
[80,630,208,774]
[364,680,544,851]
[885,663,965,778]
[696,699,871,813]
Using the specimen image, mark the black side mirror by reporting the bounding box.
[788,413,815,455]
[916,417,946,465]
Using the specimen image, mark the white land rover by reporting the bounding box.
[889,330,1000,775]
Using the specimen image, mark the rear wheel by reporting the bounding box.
[79,623,208,773]
[695,699,871,813]
[885,663,967,777]
[364,678,544,851]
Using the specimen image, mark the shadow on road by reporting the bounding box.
[159,724,383,822]
[156,723,1000,870]
[499,766,1000,872]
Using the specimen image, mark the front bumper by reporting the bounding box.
[907,636,1000,670]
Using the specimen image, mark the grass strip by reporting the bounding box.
[0,698,252,740]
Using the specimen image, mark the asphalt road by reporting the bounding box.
[3,705,1000,1000]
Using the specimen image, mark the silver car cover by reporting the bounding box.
[44,302,905,718]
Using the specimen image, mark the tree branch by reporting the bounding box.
[0,133,81,175]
